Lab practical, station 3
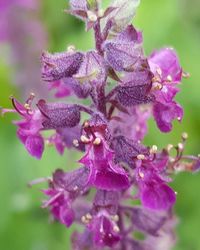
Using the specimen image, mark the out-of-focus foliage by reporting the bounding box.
[0,0,200,249]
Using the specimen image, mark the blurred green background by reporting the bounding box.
[0,0,200,249]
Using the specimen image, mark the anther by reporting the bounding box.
[24,103,30,110]
[152,82,162,90]
[178,143,184,151]
[166,75,172,82]
[73,185,78,191]
[80,135,90,143]
[152,76,161,83]
[113,225,120,233]
[137,154,145,160]
[167,144,173,152]
[67,45,76,53]
[93,137,101,145]
[139,171,144,178]
[150,145,158,154]
[156,68,162,76]
[81,216,89,224]
[83,121,89,128]
[182,132,188,140]
[111,215,119,222]
[182,72,190,78]
[86,213,92,220]
[73,139,79,147]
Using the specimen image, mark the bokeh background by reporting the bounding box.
[0,0,200,249]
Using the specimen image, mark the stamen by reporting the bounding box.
[87,11,97,22]
[111,215,119,222]
[85,213,92,220]
[150,145,158,154]
[167,144,173,152]
[139,171,144,178]
[137,154,145,160]
[113,225,120,233]
[80,135,90,144]
[166,75,172,82]
[67,45,76,53]
[182,71,190,78]
[178,143,184,151]
[83,121,89,128]
[73,185,78,191]
[73,139,79,147]
[93,137,101,145]
[156,67,162,76]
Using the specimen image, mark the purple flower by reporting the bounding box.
[7,96,44,159]
[86,190,120,247]
[4,1,197,249]
[148,48,183,132]
[149,48,182,84]
[79,138,130,191]
[135,157,176,210]
[153,101,183,132]
[42,167,89,227]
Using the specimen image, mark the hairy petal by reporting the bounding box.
[37,100,81,129]
[41,51,83,81]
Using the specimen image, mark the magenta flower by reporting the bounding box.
[7,96,44,159]
[135,154,176,210]
[79,136,130,191]
[149,48,183,132]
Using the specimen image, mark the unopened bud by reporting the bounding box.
[113,225,120,233]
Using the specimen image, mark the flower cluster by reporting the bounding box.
[3,0,199,249]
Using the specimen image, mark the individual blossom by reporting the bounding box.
[3,95,44,159]
[134,150,176,210]
[79,120,130,191]
[42,166,89,227]
[148,48,184,132]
